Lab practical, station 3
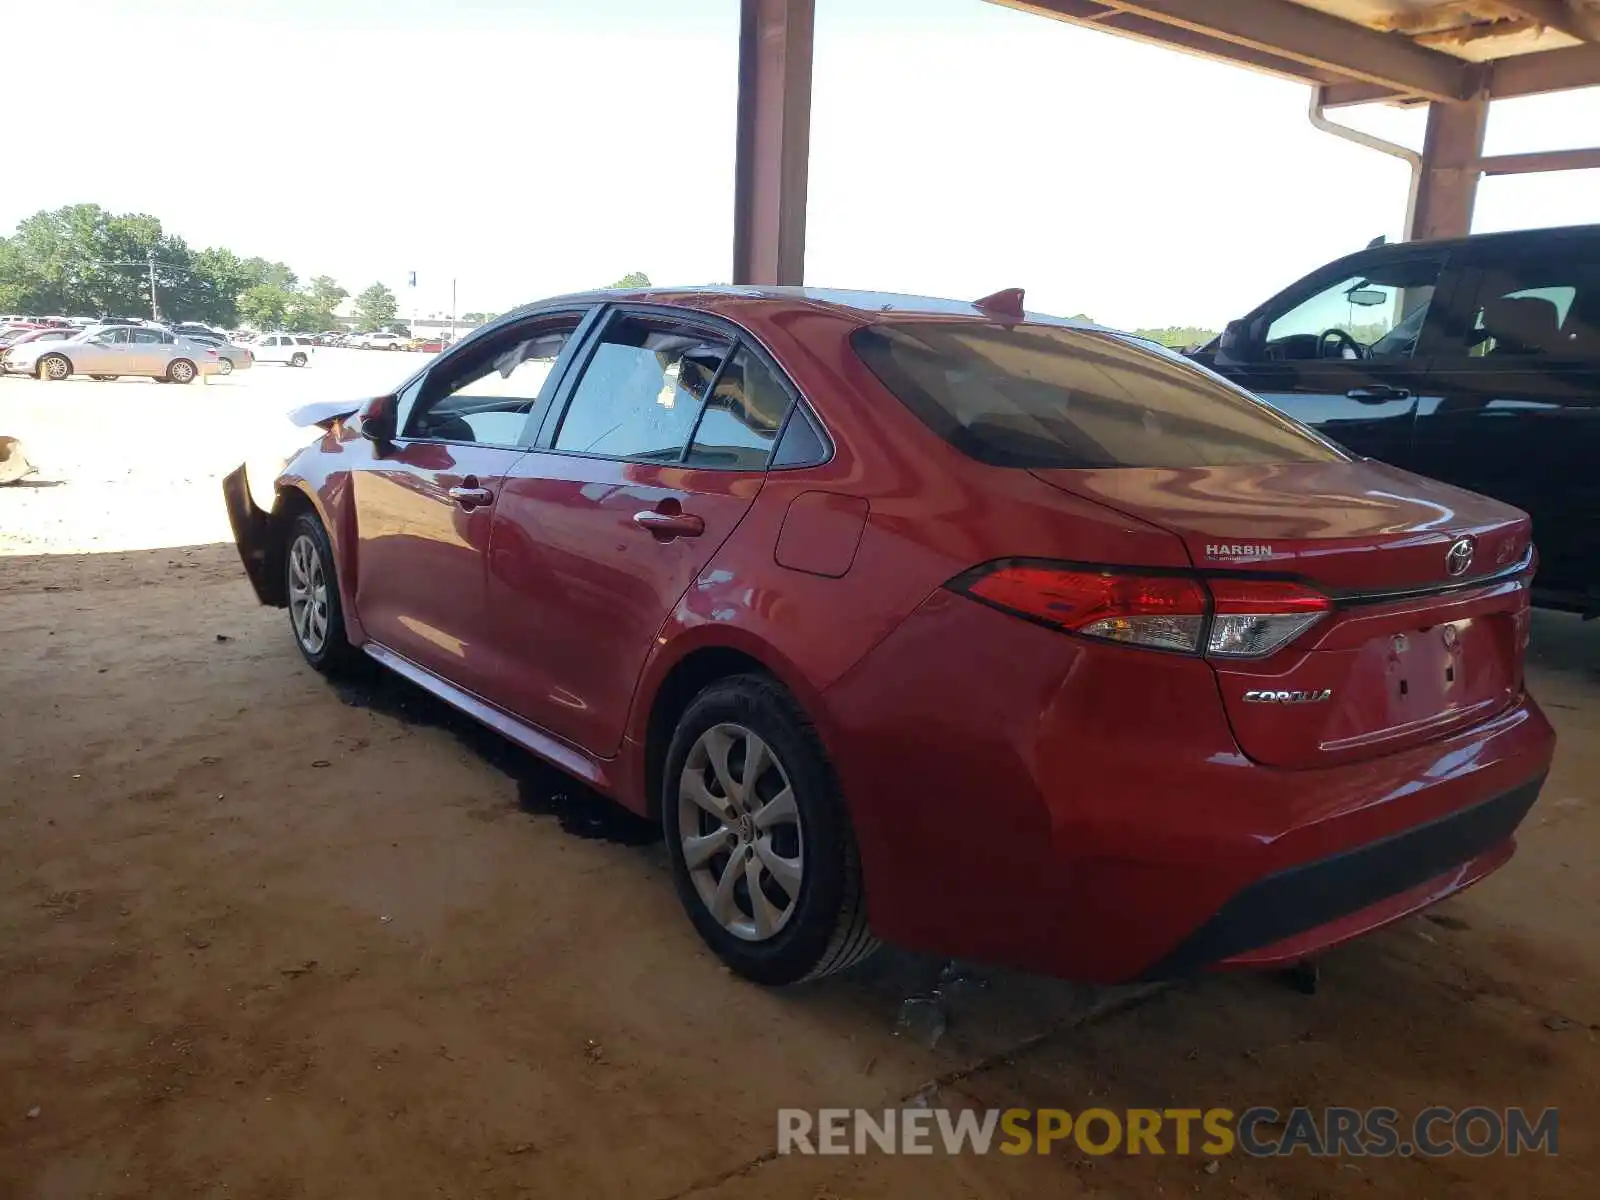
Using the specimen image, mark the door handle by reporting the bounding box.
[1346,386,1411,402]
[633,505,705,540]
[448,478,494,509]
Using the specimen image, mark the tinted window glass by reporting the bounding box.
[90,328,129,344]
[771,405,829,468]
[1260,257,1442,362]
[1456,258,1600,360]
[853,322,1345,469]
[408,315,581,446]
[554,316,731,461]
[685,348,788,469]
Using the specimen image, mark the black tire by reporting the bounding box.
[284,510,359,674]
[90,374,117,381]
[290,352,307,367]
[661,674,879,985]
[167,358,197,384]
[37,354,71,381]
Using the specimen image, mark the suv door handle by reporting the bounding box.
[1346,386,1411,402]
[448,478,494,509]
[633,504,705,540]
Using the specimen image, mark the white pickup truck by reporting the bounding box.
[253,333,315,367]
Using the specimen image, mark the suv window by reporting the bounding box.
[1456,259,1600,360]
[1260,256,1444,362]
[685,347,790,469]
[407,314,582,447]
[295,336,314,346]
[852,322,1345,469]
[553,315,732,461]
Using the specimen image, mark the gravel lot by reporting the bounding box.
[2,355,1598,1197]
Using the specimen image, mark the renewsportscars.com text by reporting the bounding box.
[777,1105,1558,1158]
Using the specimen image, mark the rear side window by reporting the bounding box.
[852,322,1346,469]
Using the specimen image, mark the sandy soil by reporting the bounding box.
[2,362,1597,1197]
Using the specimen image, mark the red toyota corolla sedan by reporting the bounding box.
[224,286,1554,986]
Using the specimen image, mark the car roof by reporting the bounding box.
[493,284,1115,334]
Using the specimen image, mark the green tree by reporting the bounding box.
[308,275,347,308]
[354,282,399,330]
[237,283,289,330]
[1129,325,1219,350]
[607,271,651,289]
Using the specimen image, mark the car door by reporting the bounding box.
[78,326,132,372]
[1408,233,1600,609]
[350,306,596,698]
[129,327,168,374]
[1211,248,1454,467]
[485,306,790,755]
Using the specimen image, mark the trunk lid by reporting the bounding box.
[1031,461,1534,768]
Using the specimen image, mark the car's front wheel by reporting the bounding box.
[662,675,879,985]
[285,510,358,674]
[36,354,70,381]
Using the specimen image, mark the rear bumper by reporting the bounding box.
[1141,774,1541,978]
[823,590,1556,983]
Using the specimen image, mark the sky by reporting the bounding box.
[2,0,1596,330]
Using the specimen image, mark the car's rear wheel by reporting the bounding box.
[290,351,307,367]
[37,354,70,381]
[286,511,358,674]
[662,674,878,985]
[167,358,196,384]
[218,357,234,375]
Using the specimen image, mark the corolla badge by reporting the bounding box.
[1243,689,1333,704]
[1445,537,1475,577]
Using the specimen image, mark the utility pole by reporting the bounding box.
[146,248,160,322]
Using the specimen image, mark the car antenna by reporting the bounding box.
[973,288,1025,319]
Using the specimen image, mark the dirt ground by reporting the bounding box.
[2,363,1598,1198]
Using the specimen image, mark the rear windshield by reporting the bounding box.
[851,322,1346,469]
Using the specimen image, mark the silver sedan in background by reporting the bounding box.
[2,325,222,382]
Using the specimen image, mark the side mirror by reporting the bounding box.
[355,394,398,450]
[1217,317,1262,363]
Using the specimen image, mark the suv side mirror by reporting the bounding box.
[355,394,398,450]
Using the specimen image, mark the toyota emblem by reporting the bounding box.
[1445,537,1475,577]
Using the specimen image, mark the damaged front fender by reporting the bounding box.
[222,464,286,607]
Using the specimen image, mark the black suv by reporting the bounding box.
[1192,224,1600,616]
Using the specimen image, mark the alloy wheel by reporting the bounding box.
[171,360,195,383]
[677,723,804,942]
[287,533,330,655]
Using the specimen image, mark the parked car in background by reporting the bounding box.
[4,324,220,382]
[183,332,254,374]
[314,331,347,346]
[223,285,1552,987]
[171,322,226,341]
[0,326,76,371]
[1192,223,1600,616]
[353,331,404,350]
[252,333,314,367]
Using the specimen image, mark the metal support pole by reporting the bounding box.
[1308,86,1422,241]
[1409,96,1489,241]
[147,249,160,322]
[732,0,815,286]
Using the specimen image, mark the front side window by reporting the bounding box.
[853,321,1345,470]
[1457,259,1600,360]
[553,315,732,461]
[90,328,129,345]
[406,314,582,447]
[1261,257,1444,362]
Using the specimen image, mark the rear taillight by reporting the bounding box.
[1205,578,1330,658]
[950,561,1330,659]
